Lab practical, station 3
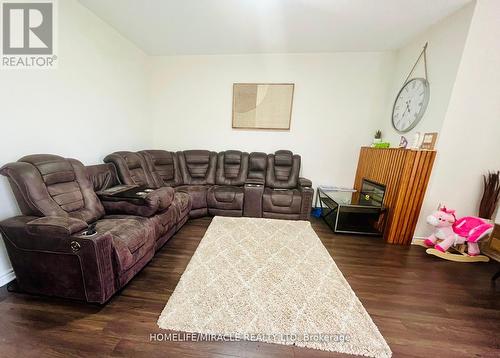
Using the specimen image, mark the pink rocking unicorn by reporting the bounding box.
[423,207,492,262]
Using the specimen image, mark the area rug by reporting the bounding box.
[157,217,392,358]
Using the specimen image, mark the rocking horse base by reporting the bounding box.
[413,239,431,249]
[425,248,490,263]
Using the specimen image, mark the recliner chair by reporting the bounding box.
[262,150,313,220]
[207,150,249,217]
[0,155,163,303]
[176,150,217,218]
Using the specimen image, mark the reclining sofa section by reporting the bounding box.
[103,149,313,220]
[0,150,312,303]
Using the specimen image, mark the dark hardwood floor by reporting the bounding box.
[0,217,499,357]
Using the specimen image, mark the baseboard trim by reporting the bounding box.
[411,236,426,245]
[0,269,15,287]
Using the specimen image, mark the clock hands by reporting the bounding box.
[406,99,412,111]
[399,99,413,130]
[401,99,411,120]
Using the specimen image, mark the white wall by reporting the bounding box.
[415,0,500,236]
[0,0,150,284]
[150,52,395,190]
[380,2,475,146]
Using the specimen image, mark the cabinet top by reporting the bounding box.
[361,146,436,152]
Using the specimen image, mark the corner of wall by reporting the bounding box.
[414,0,500,238]
[380,1,476,148]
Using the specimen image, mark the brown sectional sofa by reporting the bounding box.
[0,149,312,303]
[104,149,313,220]
[0,155,191,303]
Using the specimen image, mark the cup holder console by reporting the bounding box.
[97,185,173,217]
[80,223,97,237]
[98,185,155,201]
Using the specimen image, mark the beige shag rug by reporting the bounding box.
[157,217,392,358]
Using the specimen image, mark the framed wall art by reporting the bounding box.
[232,83,294,130]
[420,132,438,150]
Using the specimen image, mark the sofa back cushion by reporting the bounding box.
[248,152,268,183]
[139,150,182,187]
[266,150,300,189]
[86,163,120,192]
[177,150,216,185]
[0,154,104,223]
[215,150,248,186]
[103,151,157,188]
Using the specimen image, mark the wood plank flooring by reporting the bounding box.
[0,217,498,357]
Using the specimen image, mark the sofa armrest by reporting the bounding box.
[244,181,265,218]
[298,177,312,188]
[245,178,265,186]
[297,178,313,220]
[99,186,174,217]
[0,215,116,303]
[26,216,88,238]
[72,230,116,303]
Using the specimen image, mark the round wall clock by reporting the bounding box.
[391,78,430,133]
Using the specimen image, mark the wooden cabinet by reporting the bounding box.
[353,147,436,245]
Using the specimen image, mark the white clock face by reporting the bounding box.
[392,78,430,133]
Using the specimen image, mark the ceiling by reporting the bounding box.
[78,0,472,55]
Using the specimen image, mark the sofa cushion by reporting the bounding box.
[215,151,249,186]
[215,189,235,203]
[175,185,208,210]
[177,150,217,185]
[147,205,178,239]
[248,152,268,183]
[207,186,244,211]
[172,191,191,219]
[266,150,301,189]
[97,217,155,273]
[262,188,302,214]
[140,150,182,187]
[86,163,120,192]
[104,151,157,188]
[26,216,88,238]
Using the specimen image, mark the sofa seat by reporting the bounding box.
[175,185,208,218]
[172,191,191,230]
[150,191,192,250]
[172,191,191,220]
[97,217,155,283]
[207,185,244,216]
[262,188,302,219]
[146,205,178,250]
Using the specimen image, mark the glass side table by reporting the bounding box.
[315,188,387,235]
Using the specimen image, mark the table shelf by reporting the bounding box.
[315,188,387,236]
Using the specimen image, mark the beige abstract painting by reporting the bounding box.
[232,83,294,130]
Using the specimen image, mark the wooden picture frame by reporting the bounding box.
[420,132,438,150]
[232,83,294,130]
